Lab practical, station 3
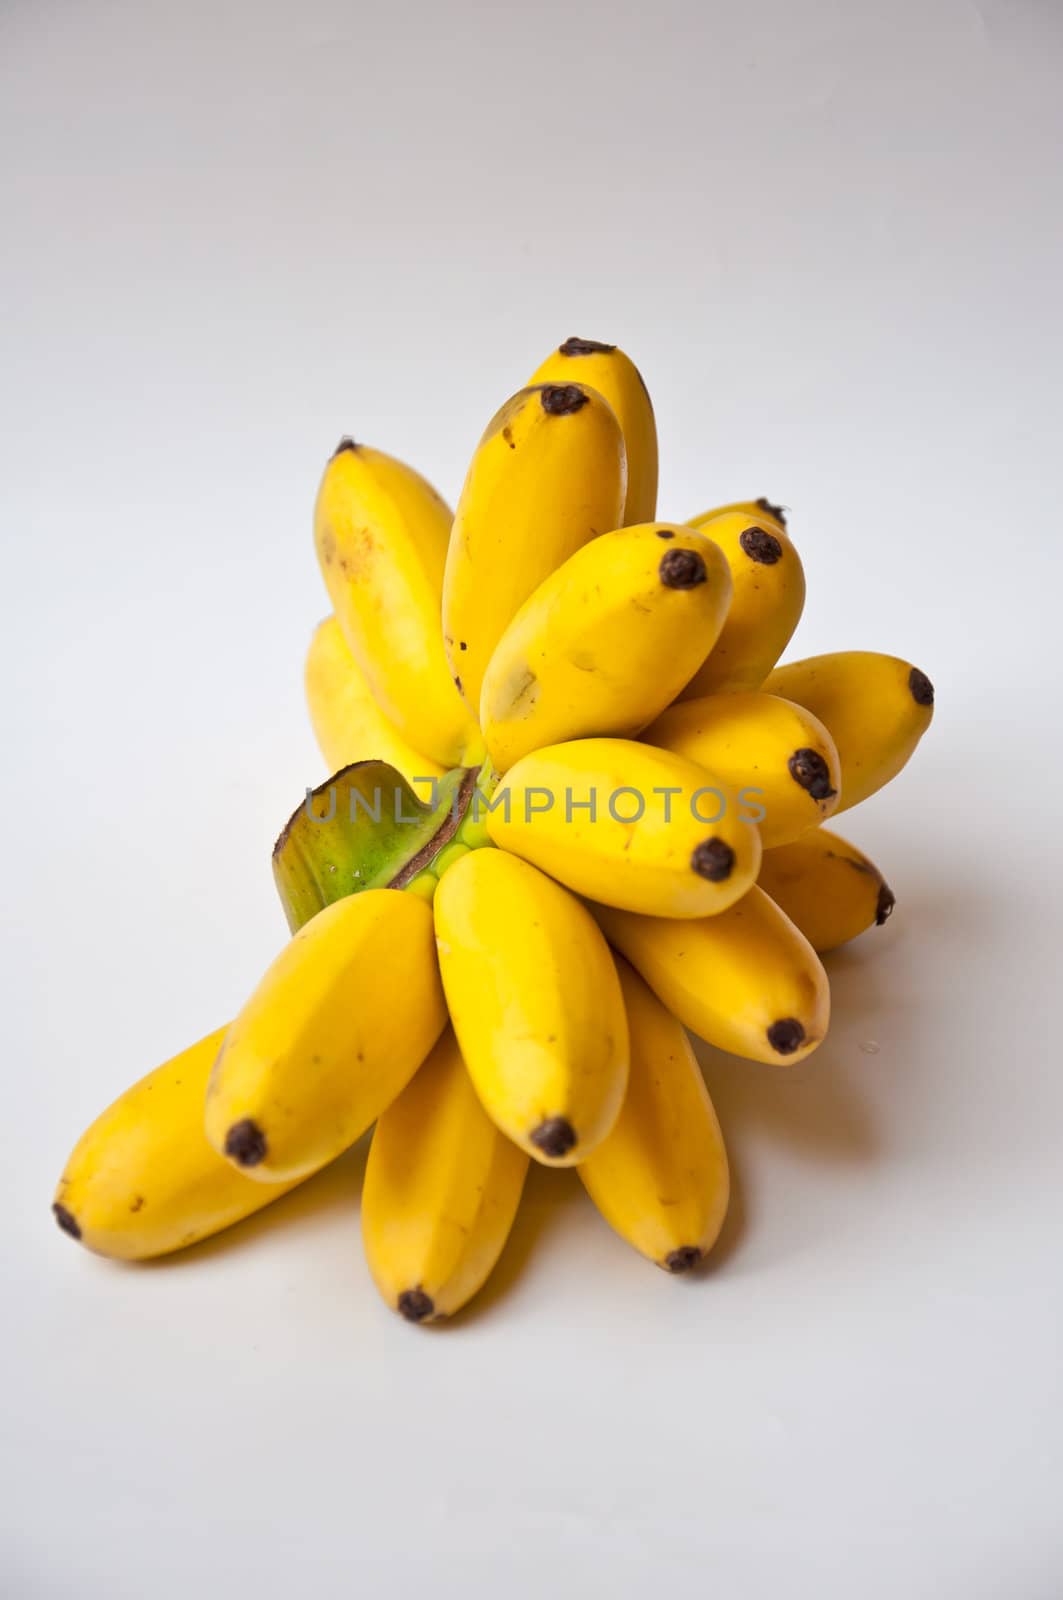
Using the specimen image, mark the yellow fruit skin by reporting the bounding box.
[52,1028,305,1260]
[305,617,444,803]
[314,442,482,768]
[762,651,934,813]
[529,338,657,524]
[680,508,806,697]
[206,890,446,1183]
[487,737,762,919]
[480,524,733,773]
[433,850,628,1166]
[644,691,841,848]
[690,498,787,532]
[579,960,729,1272]
[595,886,830,1065]
[362,1029,529,1323]
[443,383,626,714]
[758,828,895,954]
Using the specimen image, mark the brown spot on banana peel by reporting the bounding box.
[530,1117,578,1160]
[739,527,783,565]
[397,1288,435,1323]
[389,766,480,889]
[539,384,587,416]
[559,336,617,356]
[876,883,897,925]
[224,1119,268,1167]
[664,1246,703,1274]
[52,1203,81,1241]
[691,838,735,882]
[787,748,837,802]
[655,529,675,540]
[767,1018,805,1056]
[659,548,707,590]
[909,667,935,706]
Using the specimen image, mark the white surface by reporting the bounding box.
[3,2,1062,1595]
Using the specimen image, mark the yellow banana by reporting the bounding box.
[52,1028,305,1260]
[362,1029,529,1323]
[487,737,762,919]
[479,524,732,773]
[433,849,628,1166]
[442,383,626,714]
[758,827,895,953]
[763,651,934,812]
[691,497,787,530]
[595,886,830,1064]
[305,616,443,802]
[314,440,482,767]
[579,960,729,1273]
[529,336,657,524]
[679,507,806,697]
[206,890,446,1183]
[645,691,841,848]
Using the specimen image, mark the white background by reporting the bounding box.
[3,1,1062,1594]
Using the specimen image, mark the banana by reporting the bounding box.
[314,440,482,767]
[758,828,895,953]
[679,507,806,697]
[52,1028,306,1260]
[305,616,443,802]
[645,691,841,848]
[691,497,787,530]
[579,960,729,1273]
[762,651,934,812]
[479,523,732,773]
[487,737,762,919]
[362,1029,529,1324]
[529,337,657,524]
[595,886,830,1064]
[433,849,628,1165]
[442,383,626,714]
[206,889,446,1183]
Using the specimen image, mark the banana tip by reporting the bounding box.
[397,1288,435,1324]
[529,1116,577,1160]
[664,1246,703,1274]
[52,1202,81,1241]
[223,1119,268,1167]
[766,1017,806,1056]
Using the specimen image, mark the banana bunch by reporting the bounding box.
[53,337,934,1327]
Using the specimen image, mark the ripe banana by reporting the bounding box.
[763,651,934,812]
[314,441,482,767]
[362,1029,529,1324]
[52,1028,305,1260]
[691,497,786,530]
[433,849,628,1165]
[529,336,657,524]
[758,828,895,953]
[442,383,626,714]
[206,889,446,1182]
[595,885,830,1064]
[479,523,732,773]
[679,507,806,697]
[487,737,762,919]
[579,960,729,1273]
[305,616,443,802]
[645,691,841,848]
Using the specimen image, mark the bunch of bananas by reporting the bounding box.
[53,337,934,1325]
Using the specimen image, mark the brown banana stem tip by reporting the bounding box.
[529,1117,577,1159]
[755,497,787,526]
[664,1246,703,1273]
[788,748,837,801]
[767,1018,805,1055]
[691,838,735,882]
[876,883,897,925]
[331,436,358,457]
[397,1288,435,1323]
[908,668,935,706]
[52,1203,81,1240]
[559,336,616,356]
[224,1119,268,1167]
[539,384,587,416]
[739,527,783,565]
[659,548,707,589]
